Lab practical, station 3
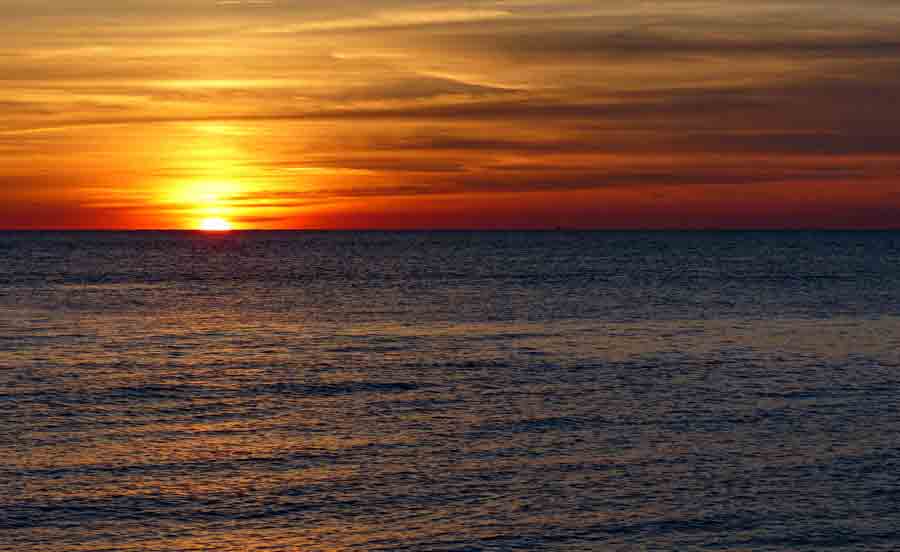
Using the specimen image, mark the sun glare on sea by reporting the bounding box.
[198,217,233,232]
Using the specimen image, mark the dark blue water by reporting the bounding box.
[3,231,900,551]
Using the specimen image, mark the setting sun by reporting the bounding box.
[198,217,233,232]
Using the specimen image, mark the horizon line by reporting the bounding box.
[3,227,900,232]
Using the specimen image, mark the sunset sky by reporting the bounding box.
[2,0,900,229]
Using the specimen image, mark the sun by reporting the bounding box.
[198,217,233,231]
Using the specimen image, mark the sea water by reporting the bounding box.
[3,231,900,551]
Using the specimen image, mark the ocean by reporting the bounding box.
[3,231,900,551]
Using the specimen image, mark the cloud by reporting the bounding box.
[255,8,511,34]
[3,0,900,227]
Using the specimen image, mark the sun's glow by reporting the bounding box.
[169,180,242,207]
[198,217,233,231]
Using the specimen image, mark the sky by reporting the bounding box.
[2,0,900,229]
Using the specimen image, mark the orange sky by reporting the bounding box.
[2,0,900,229]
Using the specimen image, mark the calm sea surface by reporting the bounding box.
[3,231,900,551]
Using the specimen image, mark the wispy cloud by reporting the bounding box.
[2,0,899,228]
